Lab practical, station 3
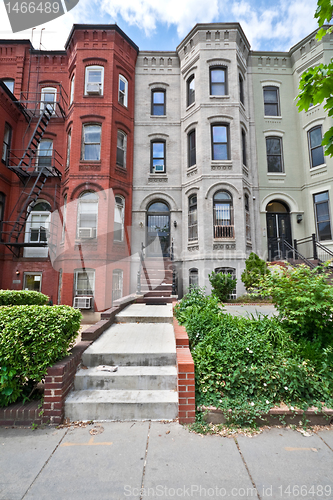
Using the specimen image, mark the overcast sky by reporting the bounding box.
[0,0,319,52]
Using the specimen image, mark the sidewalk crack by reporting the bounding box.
[140,420,151,500]
[234,437,261,500]
[21,428,69,500]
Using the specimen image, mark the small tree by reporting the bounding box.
[259,263,333,344]
[241,252,270,291]
[208,271,237,302]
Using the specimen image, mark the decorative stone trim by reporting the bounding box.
[188,245,199,251]
[211,164,232,171]
[79,164,101,171]
[148,176,168,183]
[213,243,236,250]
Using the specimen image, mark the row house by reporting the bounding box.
[0,23,332,307]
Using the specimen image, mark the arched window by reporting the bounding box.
[242,129,247,166]
[85,66,104,95]
[114,196,125,242]
[245,193,251,242]
[213,191,234,239]
[77,191,98,239]
[24,200,51,258]
[40,87,57,114]
[189,268,198,287]
[188,130,196,167]
[112,269,123,302]
[116,131,127,168]
[82,124,101,161]
[187,75,195,106]
[188,194,198,241]
[119,75,128,107]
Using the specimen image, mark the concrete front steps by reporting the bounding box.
[137,257,175,304]
[65,304,178,421]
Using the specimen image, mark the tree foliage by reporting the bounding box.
[241,252,270,291]
[296,0,333,156]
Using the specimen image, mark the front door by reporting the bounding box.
[147,202,170,257]
[266,209,292,260]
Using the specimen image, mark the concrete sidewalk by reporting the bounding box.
[1,422,332,500]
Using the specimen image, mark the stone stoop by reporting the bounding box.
[65,304,178,421]
[136,257,175,304]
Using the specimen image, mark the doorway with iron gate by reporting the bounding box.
[146,201,170,257]
[266,200,292,261]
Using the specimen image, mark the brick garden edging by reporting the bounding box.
[172,305,196,424]
[0,297,137,427]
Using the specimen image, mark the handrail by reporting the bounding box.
[282,239,317,269]
[136,242,152,294]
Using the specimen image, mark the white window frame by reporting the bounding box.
[2,123,12,163]
[2,79,14,93]
[74,269,95,296]
[112,269,123,303]
[77,191,98,239]
[85,66,104,95]
[23,272,42,292]
[116,130,127,168]
[37,139,53,168]
[118,75,128,107]
[114,195,125,242]
[82,124,101,161]
[40,87,57,114]
[70,74,75,104]
[24,201,51,258]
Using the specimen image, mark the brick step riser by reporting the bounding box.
[136,297,174,305]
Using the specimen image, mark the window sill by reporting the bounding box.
[209,95,229,99]
[310,164,327,173]
[150,115,167,118]
[186,102,196,112]
[264,115,282,119]
[267,172,286,176]
[83,94,104,98]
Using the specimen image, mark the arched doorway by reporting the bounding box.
[266,200,292,260]
[147,201,170,257]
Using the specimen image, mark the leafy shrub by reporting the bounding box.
[176,289,333,426]
[241,252,270,290]
[208,271,237,302]
[174,287,222,348]
[0,305,82,406]
[0,290,49,306]
[259,264,333,344]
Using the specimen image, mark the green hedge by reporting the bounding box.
[0,290,49,306]
[0,305,82,406]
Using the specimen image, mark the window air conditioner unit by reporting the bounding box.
[79,227,94,239]
[154,164,164,172]
[73,296,92,309]
[86,83,101,95]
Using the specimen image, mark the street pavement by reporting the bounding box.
[1,421,333,500]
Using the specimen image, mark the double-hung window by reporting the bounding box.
[66,130,71,168]
[70,74,75,104]
[40,87,57,114]
[188,130,196,167]
[2,123,12,163]
[114,196,125,242]
[82,124,101,161]
[313,191,332,241]
[116,131,127,168]
[74,269,95,296]
[85,66,103,95]
[151,141,165,173]
[263,86,280,116]
[211,124,229,160]
[24,201,51,258]
[188,195,198,242]
[112,269,123,302]
[119,75,128,107]
[37,139,53,168]
[308,126,325,168]
[187,75,195,106]
[266,137,283,172]
[151,90,165,115]
[77,191,98,239]
[210,67,227,96]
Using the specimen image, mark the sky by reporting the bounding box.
[0,0,319,53]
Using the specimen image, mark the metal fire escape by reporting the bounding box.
[1,84,66,257]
